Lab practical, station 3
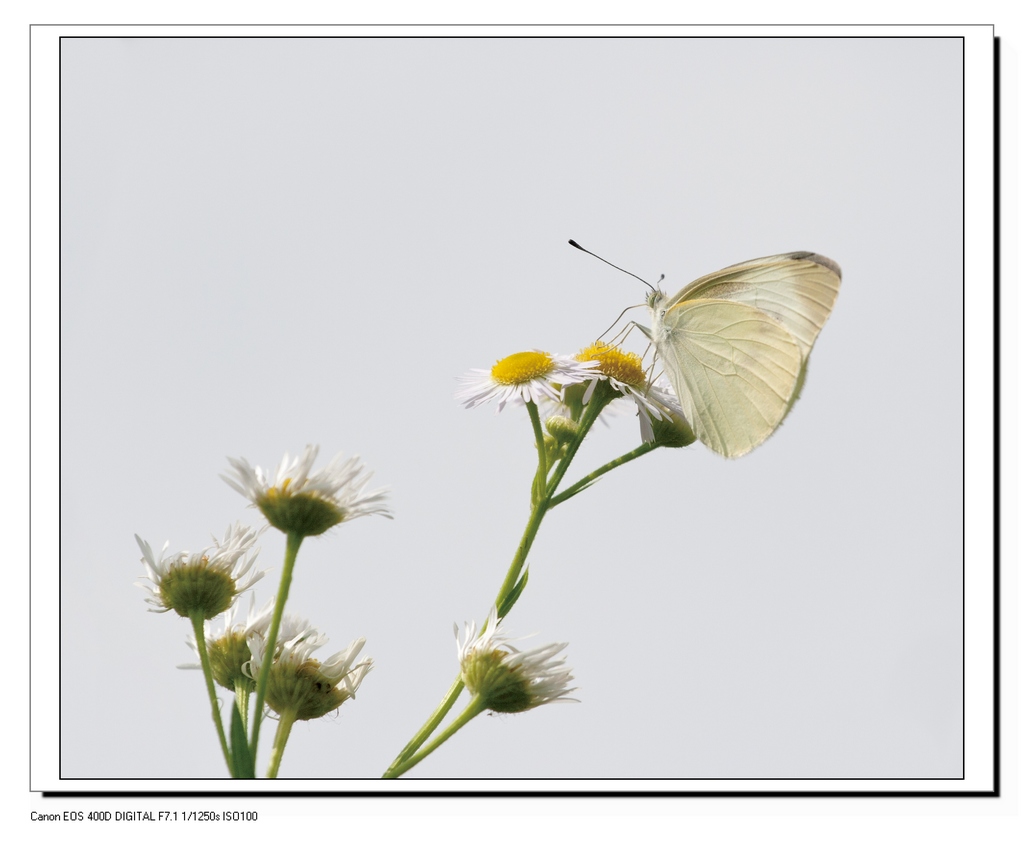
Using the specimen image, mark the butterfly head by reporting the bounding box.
[645,289,666,312]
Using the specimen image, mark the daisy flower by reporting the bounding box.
[222,445,392,537]
[456,606,577,713]
[575,342,695,446]
[455,350,599,413]
[135,522,266,620]
[248,628,372,722]
[179,593,276,690]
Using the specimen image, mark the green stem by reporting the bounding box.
[495,393,610,608]
[266,708,297,779]
[385,674,466,775]
[190,612,233,775]
[494,473,555,613]
[549,441,659,508]
[540,390,609,498]
[383,696,488,779]
[381,388,615,779]
[384,432,556,776]
[386,487,551,777]
[249,531,303,760]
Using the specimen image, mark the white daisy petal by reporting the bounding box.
[455,350,599,414]
[134,522,266,617]
[457,606,577,712]
[221,445,392,536]
[246,621,373,720]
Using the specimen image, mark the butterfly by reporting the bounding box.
[637,252,841,458]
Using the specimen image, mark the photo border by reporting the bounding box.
[36,23,994,798]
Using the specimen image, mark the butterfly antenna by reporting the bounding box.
[568,239,657,293]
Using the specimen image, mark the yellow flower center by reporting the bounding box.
[490,351,555,386]
[576,342,646,388]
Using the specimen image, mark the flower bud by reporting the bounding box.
[457,607,577,714]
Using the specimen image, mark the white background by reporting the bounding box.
[54,33,967,782]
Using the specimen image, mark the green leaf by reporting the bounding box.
[549,478,597,508]
[498,568,529,619]
[230,702,255,779]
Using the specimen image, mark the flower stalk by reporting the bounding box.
[249,531,303,759]
[189,611,233,775]
[385,383,616,777]
[383,696,488,779]
[266,708,298,779]
[549,440,659,508]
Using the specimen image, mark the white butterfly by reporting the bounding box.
[638,252,841,458]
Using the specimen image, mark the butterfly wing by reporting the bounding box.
[655,298,804,458]
[667,252,841,358]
